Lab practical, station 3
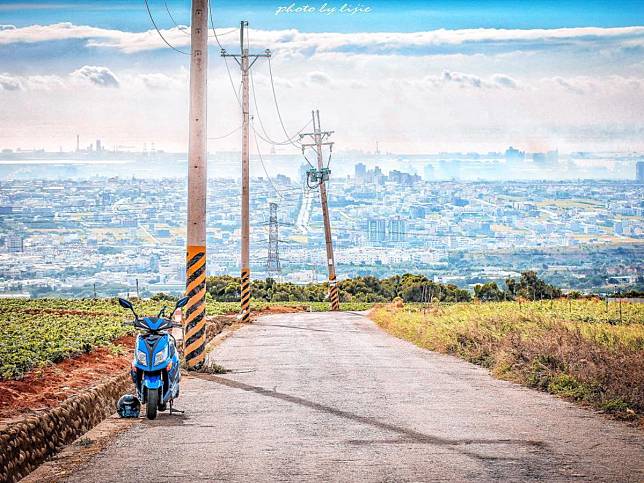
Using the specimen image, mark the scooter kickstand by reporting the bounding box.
[169,401,184,414]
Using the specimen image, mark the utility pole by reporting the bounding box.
[267,202,281,279]
[93,282,96,299]
[300,110,339,311]
[184,0,208,370]
[136,278,140,299]
[222,21,270,323]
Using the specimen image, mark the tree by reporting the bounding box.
[508,271,562,300]
[474,282,505,302]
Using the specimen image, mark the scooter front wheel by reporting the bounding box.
[146,388,159,420]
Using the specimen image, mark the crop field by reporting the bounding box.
[0,298,372,380]
[371,299,644,420]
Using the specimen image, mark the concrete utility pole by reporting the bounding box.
[300,110,339,311]
[184,0,208,370]
[222,21,270,323]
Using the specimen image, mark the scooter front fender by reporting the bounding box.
[143,374,162,390]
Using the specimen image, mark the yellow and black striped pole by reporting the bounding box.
[184,0,208,369]
[329,274,340,311]
[184,246,207,368]
[240,267,251,322]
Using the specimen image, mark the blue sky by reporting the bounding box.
[1,1,643,154]
[2,0,644,32]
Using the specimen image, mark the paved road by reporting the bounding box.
[67,312,643,482]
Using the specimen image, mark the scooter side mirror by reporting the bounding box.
[175,296,189,309]
[118,298,134,310]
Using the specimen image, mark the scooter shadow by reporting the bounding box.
[140,411,190,426]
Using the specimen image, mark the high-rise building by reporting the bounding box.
[96,139,102,152]
[410,206,425,219]
[388,218,406,242]
[6,235,23,253]
[505,146,525,163]
[637,161,644,183]
[423,164,434,181]
[367,219,386,243]
[355,163,366,182]
[298,164,309,184]
[149,254,160,271]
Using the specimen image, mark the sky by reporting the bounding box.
[1,0,644,154]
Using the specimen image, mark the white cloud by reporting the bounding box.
[71,65,119,87]
[491,74,518,89]
[2,23,644,56]
[307,71,331,85]
[440,70,483,88]
[421,71,518,89]
[2,23,644,152]
[24,74,66,91]
[0,68,191,92]
[0,73,22,91]
[137,72,184,90]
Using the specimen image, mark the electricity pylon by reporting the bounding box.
[184,0,208,369]
[222,21,270,323]
[267,202,281,278]
[300,110,340,311]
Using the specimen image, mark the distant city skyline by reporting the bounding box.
[1,176,642,297]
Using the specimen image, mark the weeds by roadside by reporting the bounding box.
[192,360,228,374]
[370,300,644,423]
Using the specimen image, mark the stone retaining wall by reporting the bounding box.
[0,373,133,483]
[1,315,234,482]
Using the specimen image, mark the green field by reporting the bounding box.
[0,298,372,380]
[371,300,644,420]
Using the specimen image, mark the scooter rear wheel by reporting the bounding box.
[146,388,159,420]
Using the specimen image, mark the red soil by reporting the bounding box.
[256,305,306,315]
[0,335,134,421]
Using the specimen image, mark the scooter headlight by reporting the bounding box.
[154,346,169,366]
[136,349,147,365]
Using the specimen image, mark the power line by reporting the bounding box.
[163,0,237,38]
[208,0,241,106]
[208,124,242,140]
[247,41,312,147]
[163,0,190,35]
[251,122,310,147]
[144,0,190,55]
[267,56,303,149]
[251,119,284,200]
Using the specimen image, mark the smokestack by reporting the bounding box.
[76,134,79,152]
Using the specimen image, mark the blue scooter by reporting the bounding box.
[118,296,189,420]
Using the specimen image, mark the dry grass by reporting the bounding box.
[370,300,644,423]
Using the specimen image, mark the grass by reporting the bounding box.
[370,300,644,422]
[0,298,373,379]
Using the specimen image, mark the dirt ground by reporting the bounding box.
[255,305,307,315]
[0,335,134,423]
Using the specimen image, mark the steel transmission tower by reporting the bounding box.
[300,110,340,311]
[267,202,281,278]
[222,21,270,323]
[184,0,208,369]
